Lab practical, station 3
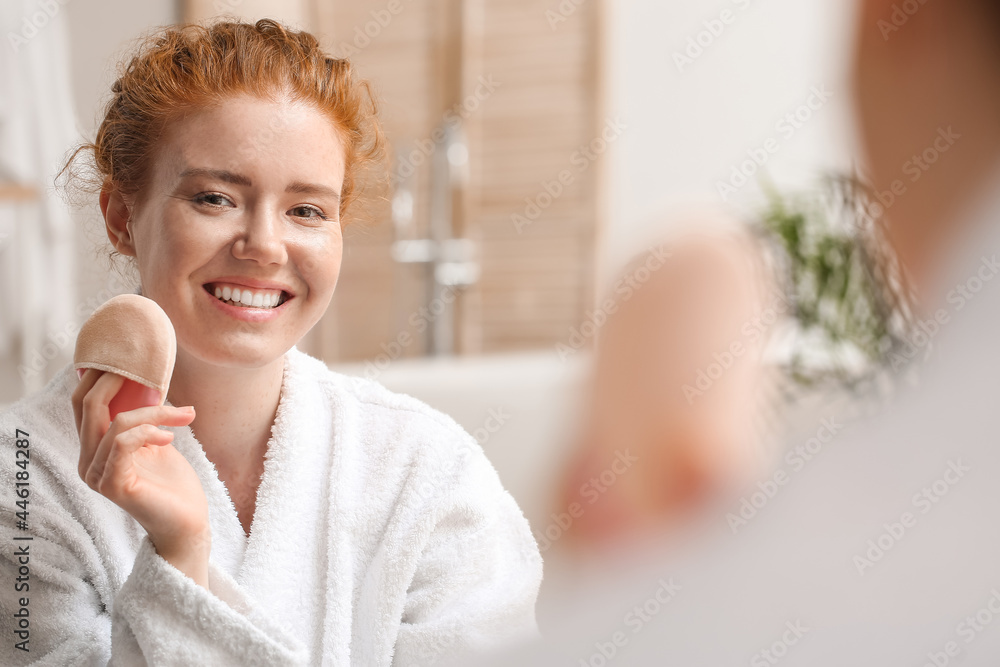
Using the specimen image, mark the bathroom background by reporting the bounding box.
[0,0,856,532]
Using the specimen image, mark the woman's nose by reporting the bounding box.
[232,209,288,265]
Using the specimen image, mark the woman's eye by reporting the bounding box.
[194,193,233,208]
[290,205,329,221]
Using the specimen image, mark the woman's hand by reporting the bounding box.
[71,369,212,588]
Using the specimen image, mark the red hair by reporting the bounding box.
[61,18,386,222]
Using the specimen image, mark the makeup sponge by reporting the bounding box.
[74,294,177,418]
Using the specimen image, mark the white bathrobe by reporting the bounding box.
[0,345,543,666]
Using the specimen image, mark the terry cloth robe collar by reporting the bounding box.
[164,345,340,654]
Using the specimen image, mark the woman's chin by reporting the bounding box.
[178,339,289,370]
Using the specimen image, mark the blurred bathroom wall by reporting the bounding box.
[1,0,859,404]
[63,0,177,340]
[602,0,859,276]
[0,0,178,405]
[66,0,178,139]
[305,0,607,363]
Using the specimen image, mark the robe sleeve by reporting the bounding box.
[0,514,311,667]
[0,436,310,666]
[391,433,544,667]
[109,536,311,666]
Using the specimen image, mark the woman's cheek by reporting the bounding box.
[303,241,343,290]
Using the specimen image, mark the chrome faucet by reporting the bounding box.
[391,120,479,356]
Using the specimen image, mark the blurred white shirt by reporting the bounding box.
[476,163,1000,667]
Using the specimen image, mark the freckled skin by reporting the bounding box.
[124,95,346,369]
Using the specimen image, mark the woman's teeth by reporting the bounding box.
[213,285,283,309]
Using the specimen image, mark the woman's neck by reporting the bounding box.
[165,348,285,477]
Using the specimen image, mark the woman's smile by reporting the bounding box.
[202,281,294,323]
[203,276,295,308]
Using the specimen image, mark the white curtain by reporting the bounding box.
[0,0,80,394]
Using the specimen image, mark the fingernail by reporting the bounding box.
[77,368,85,380]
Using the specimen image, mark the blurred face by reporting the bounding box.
[848,0,945,204]
[121,95,346,369]
[849,0,1000,292]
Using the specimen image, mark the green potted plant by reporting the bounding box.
[752,172,918,392]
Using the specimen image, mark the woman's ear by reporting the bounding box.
[100,186,136,257]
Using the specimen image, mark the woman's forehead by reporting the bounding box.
[163,96,342,148]
[151,100,346,185]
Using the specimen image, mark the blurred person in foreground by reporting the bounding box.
[528,219,783,632]
[471,0,1000,664]
[554,224,776,551]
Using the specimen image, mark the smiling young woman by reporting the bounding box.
[0,18,541,666]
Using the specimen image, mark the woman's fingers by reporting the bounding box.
[85,404,193,481]
[85,423,174,492]
[89,405,194,469]
[76,373,196,487]
[107,404,197,432]
[71,368,105,434]
[77,372,125,479]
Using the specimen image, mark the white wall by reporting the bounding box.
[66,0,178,138]
[603,0,859,274]
[0,0,177,404]
[64,0,177,297]
[66,0,177,394]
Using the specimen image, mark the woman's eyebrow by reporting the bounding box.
[178,167,252,186]
[286,181,341,201]
[177,167,339,200]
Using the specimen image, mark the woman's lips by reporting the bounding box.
[202,284,291,322]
